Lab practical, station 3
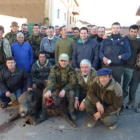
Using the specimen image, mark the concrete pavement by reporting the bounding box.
[0,87,140,140]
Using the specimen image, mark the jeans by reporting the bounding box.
[0,89,23,104]
[129,70,140,103]
[122,67,134,100]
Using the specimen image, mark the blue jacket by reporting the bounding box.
[11,42,33,72]
[72,38,99,69]
[99,34,131,66]
[40,36,58,58]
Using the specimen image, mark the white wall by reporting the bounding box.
[51,0,67,27]
[0,15,27,35]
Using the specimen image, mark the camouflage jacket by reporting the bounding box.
[75,69,97,98]
[26,34,42,59]
[4,30,18,45]
[20,30,30,41]
[44,64,76,93]
[31,60,52,84]
[2,38,12,58]
[87,77,122,117]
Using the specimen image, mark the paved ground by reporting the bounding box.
[0,86,140,140]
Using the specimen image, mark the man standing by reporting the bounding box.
[73,27,99,70]
[72,27,80,43]
[80,68,122,129]
[55,26,75,63]
[74,59,97,110]
[0,57,32,108]
[43,53,76,120]
[26,24,42,62]
[11,32,33,73]
[90,25,98,39]
[40,25,47,38]
[31,51,52,89]
[122,25,140,109]
[20,23,30,40]
[5,21,19,45]
[99,22,131,84]
[40,26,58,65]
[54,25,61,38]
[94,26,106,69]
[86,25,92,36]
[95,26,105,46]
[0,26,12,70]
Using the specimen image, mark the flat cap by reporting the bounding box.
[97,68,112,76]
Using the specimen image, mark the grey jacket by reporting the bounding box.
[40,36,58,58]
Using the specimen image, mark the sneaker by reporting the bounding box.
[136,107,140,113]
[87,121,98,128]
[108,123,117,130]
[126,102,134,109]
[70,112,76,121]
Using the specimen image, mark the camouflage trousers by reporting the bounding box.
[84,98,119,127]
[42,89,75,113]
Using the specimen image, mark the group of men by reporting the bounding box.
[0,21,140,130]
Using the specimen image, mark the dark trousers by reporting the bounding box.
[103,65,123,84]
[84,98,119,127]
[122,67,134,100]
[129,70,140,104]
[42,89,75,113]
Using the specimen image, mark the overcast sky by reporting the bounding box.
[79,0,140,27]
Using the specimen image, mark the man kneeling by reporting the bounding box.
[80,68,122,130]
[0,57,32,108]
[43,53,76,120]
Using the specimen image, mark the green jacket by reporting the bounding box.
[75,68,97,98]
[45,64,76,93]
[26,34,42,59]
[55,37,75,63]
[31,60,52,84]
[4,30,18,45]
[87,77,122,117]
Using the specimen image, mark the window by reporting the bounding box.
[57,9,60,19]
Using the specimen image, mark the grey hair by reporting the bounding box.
[17,32,24,37]
[80,59,91,67]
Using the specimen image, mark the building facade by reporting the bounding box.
[0,0,79,32]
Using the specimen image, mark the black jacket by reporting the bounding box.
[124,37,140,69]
[0,67,32,93]
[99,34,131,66]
